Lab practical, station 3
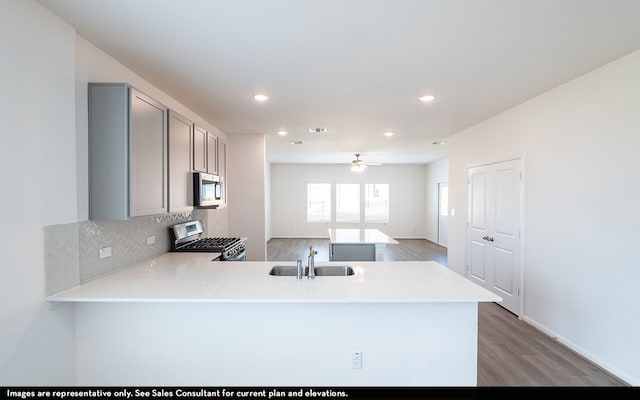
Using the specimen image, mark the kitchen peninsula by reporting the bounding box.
[49,253,499,386]
[328,228,399,261]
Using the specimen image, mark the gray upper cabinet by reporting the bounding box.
[130,89,168,217]
[193,124,218,175]
[168,110,194,213]
[206,132,218,175]
[217,138,227,205]
[88,83,168,220]
[193,124,207,173]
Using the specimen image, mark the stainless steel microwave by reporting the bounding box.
[193,172,222,208]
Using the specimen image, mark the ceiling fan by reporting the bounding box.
[350,154,381,172]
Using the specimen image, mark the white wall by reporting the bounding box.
[271,164,427,239]
[74,35,228,223]
[424,158,449,243]
[0,0,76,384]
[448,50,640,385]
[228,134,267,260]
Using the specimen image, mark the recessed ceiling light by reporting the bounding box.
[384,131,394,137]
[277,130,288,136]
[419,95,435,102]
[253,94,269,102]
[432,141,446,145]
[289,140,303,145]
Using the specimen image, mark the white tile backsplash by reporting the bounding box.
[44,223,80,296]
[45,212,192,295]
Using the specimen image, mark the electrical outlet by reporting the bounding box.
[350,351,362,369]
[99,247,112,259]
[146,235,155,245]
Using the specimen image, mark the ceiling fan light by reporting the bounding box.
[350,153,368,172]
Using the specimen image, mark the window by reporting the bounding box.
[307,182,390,224]
[307,184,331,222]
[365,184,389,223]
[336,184,360,222]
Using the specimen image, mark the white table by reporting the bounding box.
[328,228,399,261]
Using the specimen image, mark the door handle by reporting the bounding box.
[483,236,494,242]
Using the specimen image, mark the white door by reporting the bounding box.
[467,159,522,315]
[438,182,448,247]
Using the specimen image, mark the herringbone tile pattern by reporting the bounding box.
[45,212,193,294]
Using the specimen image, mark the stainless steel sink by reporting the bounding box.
[314,265,355,276]
[269,265,303,276]
[268,265,354,277]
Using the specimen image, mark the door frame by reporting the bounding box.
[437,181,448,248]
[466,154,525,318]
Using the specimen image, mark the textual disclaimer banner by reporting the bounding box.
[1,387,639,400]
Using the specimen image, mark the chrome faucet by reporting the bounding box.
[296,259,303,280]
[307,246,317,279]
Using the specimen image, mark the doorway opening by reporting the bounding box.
[437,182,448,247]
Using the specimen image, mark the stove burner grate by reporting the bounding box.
[178,237,242,251]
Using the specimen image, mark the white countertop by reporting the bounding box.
[327,228,399,245]
[48,252,500,304]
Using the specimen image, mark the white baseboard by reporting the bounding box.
[522,315,637,386]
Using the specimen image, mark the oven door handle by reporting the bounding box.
[226,248,246,261]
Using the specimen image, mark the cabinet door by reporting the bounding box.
[193,125,207,172]
[168,110,194,213]
[217,138,226,204]
[129,89,168,217]
[206,132,218,175]
[88,83,129,220]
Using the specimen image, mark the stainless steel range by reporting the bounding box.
[170,220,246,261]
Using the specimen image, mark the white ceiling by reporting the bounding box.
[38,0,640,165]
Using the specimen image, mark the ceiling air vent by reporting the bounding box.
[308,127,328,134]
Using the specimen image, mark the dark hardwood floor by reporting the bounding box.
[266,237,627,386]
